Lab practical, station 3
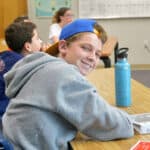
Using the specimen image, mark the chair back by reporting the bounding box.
[0,38,8,52]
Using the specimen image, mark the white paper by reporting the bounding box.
[79,0,150,19]
[131,113,150,134]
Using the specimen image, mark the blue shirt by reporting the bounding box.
[0,51,22,117]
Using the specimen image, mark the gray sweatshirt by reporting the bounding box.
[2,52,134,150]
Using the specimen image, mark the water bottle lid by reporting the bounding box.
[117,48,128,58]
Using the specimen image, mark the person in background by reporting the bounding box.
[0,21,42,117]
[13,15,50,52]
[3,19,134,150]
[48,7,74,44]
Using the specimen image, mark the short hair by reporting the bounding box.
[5,22,37,53]
[13,16,29,23]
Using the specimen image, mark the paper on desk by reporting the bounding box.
[131,113,150,134]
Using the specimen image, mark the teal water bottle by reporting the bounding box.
[115,48,131,107]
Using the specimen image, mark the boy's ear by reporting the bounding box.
[58,40,68,54]
[24,42,32,52]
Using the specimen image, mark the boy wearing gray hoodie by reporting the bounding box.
[3,19,134,150]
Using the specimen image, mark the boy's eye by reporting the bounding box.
[81,45,91,51]
[96,52,100,58]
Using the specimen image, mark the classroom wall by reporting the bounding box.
[0,0,27,38]
[27,0,150,65]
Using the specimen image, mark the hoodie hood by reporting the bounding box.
[4,52,57,99]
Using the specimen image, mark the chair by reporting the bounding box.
[100,56,111,68]
[0,38,8,52]
[100,37,118,68]
[114,42,119,64]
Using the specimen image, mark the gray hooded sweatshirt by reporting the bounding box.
[2,52,134,150]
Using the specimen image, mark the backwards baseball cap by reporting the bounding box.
[46,19,100,56]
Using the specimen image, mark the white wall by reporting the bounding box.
[27,0,150,65]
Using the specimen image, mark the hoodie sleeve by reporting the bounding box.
[53,68,134,141]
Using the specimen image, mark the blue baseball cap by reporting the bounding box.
[46,19,99,56]
[60,19,96,40]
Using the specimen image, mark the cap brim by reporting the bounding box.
[45,42,59,56]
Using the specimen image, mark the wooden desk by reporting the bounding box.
[71,68,150,150]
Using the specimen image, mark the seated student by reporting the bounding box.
[48,7,74,44]
[3,19,134,150]
[0,21,42,117]
[0,16,31,53]
[13,15,49,52]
